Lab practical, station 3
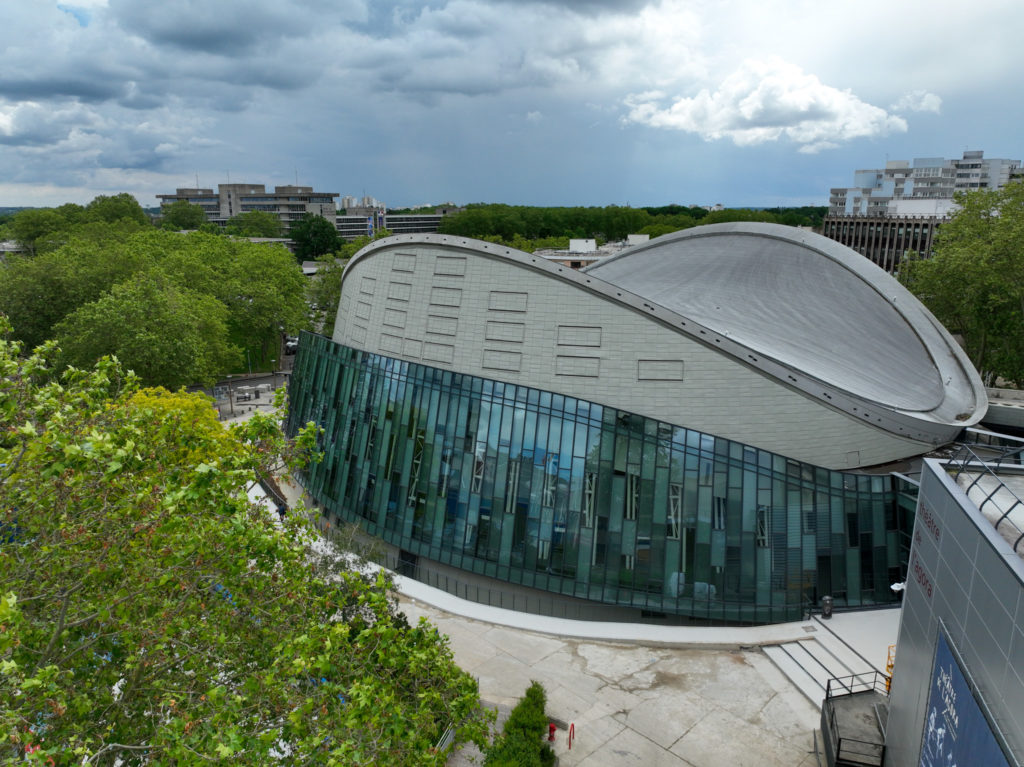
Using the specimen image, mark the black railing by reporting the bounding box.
[823,672,889,766]
[946,435,1024,554]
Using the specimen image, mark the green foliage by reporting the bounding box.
[84,193,149,226]
[0,327,491,764]
[439,204,821,246]
[484,682,554,767]
[53,272,238,388]
[290,213,340,260]
[899,182,1024,385]
[161,200,208,231]
[226,210,283,238]
[0,229,308,387]
[8,195,150,255]
[307,257,346,337]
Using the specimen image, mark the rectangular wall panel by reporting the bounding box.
[557,325,602,347]
[488,291,528,312]
[393,253,416,272]
[349,325,367,344]
[555,355,600,378]
[434,256,467,276]
[383,308,407,329]
[430,286,463,307]
[379,333,402,354]
[402,339,422,358]
[426,315,459,336]
[485,321,526,343]
[387,281,412,301]
[355,301,372,321]
[423,342,455,364]
[482,349,522,372]
[359,276,376,295]
[638,359,685,381]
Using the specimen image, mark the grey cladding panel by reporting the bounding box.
[434,256,466,276]
[355,301,372,321]
[423,342,455,364]
[557,325,602,347]
[485,321,525,343]
[482,349,522,372]
[379,333,402,354]
[388,281,412,301]
[350,325,367,344]
[556,356,600,378]
[383,308,407,329]
[489,291,528,312]
[393,253,416,272]
[402,339,422,358]
[426,315,458,336]
[359,276,376,295]
[430,286,462,307]
[638,359,685,381]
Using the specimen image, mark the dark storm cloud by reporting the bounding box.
[0,76,125,103]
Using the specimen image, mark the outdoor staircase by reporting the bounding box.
[763,616,881,707]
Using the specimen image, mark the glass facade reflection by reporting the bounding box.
[288,333,906,623]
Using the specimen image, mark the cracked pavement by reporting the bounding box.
[399,597,820,767]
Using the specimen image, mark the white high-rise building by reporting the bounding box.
[828,150,1021,217]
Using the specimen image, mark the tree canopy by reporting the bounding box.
[0,229,308,386]
[900,181,1024,385]
[290,213,340,260]
[161,200,208,231]
[0,329,490,764]
[6,195,150,255]
[226,210,283,238]
[437,203,826,244]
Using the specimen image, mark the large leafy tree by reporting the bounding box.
[0,328,490,764]
[290,213,340,259]
[161,200,208,231]
[84,193,149,226]
[900,182,1024,385]
[53,272,238,388]
[0,230,308,386]
[226,210,283,238]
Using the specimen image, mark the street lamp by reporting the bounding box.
[270,359,277,389]
[226,374,235,417]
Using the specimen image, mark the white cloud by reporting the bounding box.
[623,58,907,151]
[526,111,542,122]
[890,90,942,114]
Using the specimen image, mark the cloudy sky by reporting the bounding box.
[2,0,1022,209]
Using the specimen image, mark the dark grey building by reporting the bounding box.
[884,445,1024,766]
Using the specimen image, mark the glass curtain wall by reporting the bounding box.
[288,333,901,624]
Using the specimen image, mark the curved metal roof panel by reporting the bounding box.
[584,222,985,426]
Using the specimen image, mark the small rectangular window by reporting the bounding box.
[712,496,726,530]
[756,505,770,548]
[625,472,639,521]
[667,482,682,539]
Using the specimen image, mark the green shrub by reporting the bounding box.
[485,681,555,766]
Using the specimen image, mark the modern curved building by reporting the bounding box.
[287,223,987,623]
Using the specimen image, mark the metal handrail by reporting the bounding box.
[945,443,1024,554]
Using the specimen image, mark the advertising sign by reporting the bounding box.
[920,632,1010,767]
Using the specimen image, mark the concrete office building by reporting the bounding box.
[157,183,338,231]
[286,223,986,624]
[882,443,1024,766]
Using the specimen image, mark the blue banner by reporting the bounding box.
[920,632,1010,767]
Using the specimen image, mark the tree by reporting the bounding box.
[7,208,68,255]
[0,229,309,384]
[53,271,238,388]
[307,256,346,336]
[161,200,208,231]
[900,182,1024,385]
[290,213,340,259]
[0,327,491,764]
[84,193,149,226]
[226,210,283,238]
